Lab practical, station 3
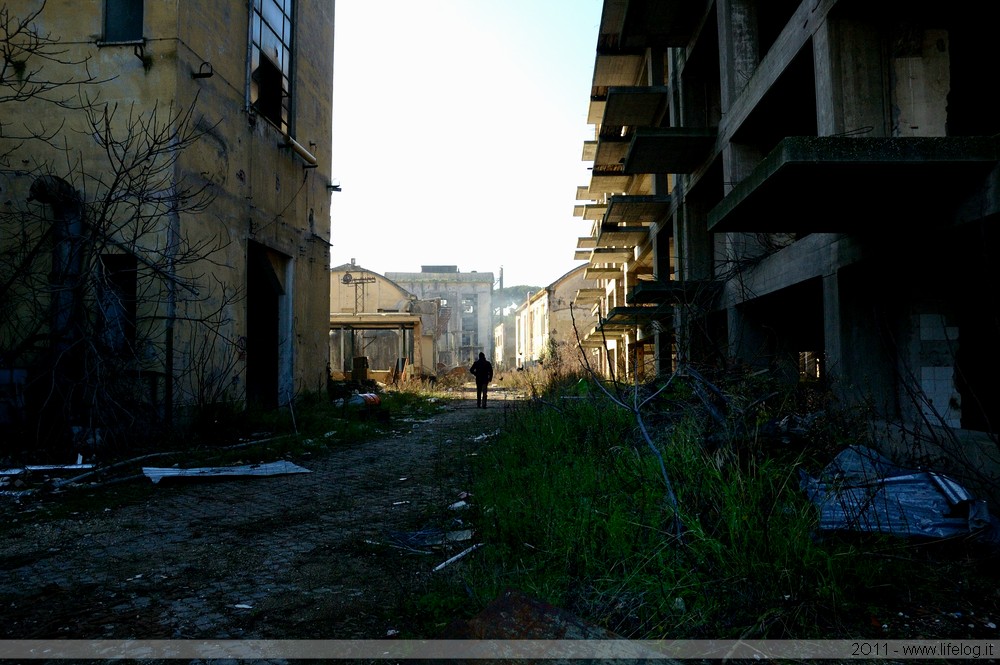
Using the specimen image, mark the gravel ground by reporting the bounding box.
[0,388,509,645]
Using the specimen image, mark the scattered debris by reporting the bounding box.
[471,429,500,442]
[334,392,381,408]
[142,461,311,484]
[432,543,482,572]
[233,604,253,610]
[386,528,473,550]
[0,464,95,476]
[762,411,825,443]
[448,500,470,510]
[800,446,994,540]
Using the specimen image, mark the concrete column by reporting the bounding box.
[813,17,888,136]
[716,0,759,111]
[822,272,842,384]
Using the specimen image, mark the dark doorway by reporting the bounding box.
[246,242,283,409]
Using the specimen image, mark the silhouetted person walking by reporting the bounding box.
[470,352,493,408]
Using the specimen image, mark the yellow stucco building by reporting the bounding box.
[0,0,334,448]
[329,262,443,383]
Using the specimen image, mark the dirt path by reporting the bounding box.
[0,388,511,641]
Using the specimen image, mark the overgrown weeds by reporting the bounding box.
[447,374,998,639]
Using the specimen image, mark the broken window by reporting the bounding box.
[104,0,143,42]
[97,254,138,353]
[249,0,294,133]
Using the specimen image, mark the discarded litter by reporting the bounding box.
[448,500,470,510]
[1,464,95,476]
[386,528,473,550]
[800,445,993,540]
[334,393,381,408]
[433,543,483,572]
[233,604,253,610]
[142,460,311,484]
[392,500,410,506]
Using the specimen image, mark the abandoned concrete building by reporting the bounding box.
[576,0,1000,486]
[514,265,599,371]
[329,262,442,383]
[386,266,495,372]
[493,318,516,372]
[0,1,334,446]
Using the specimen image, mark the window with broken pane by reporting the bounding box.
[249,0,294,133]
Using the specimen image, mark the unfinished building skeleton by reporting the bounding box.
[574,0,1000,488]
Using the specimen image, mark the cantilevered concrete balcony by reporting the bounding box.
[623,127,717,174]
[590,136,631,168]
[574,288,605,306]
[629,279,721,305]
[588,166,632,197]
[708,136,1000,233]
[577,236,598,250]
[596,0,703,50]
[574,203,608,221]
[604,305,670,327]
[588,247,634,264]
[619,0,704,48]
[593,45,645,88]
[602,194,670,227]
[595,223,648,248]
[580,305,672,346]
[585,266,623,280]
[604,86,669,129]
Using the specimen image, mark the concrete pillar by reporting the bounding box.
[716,0,759,110]
[727,304,767,370]
[890,28,950,137]
[813,17,888,136]
[822,272,842,384]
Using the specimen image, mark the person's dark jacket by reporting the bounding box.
[470,355,493,385]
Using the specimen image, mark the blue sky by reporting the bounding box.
[330,0,603,288]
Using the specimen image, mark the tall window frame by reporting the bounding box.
[104,0,144,43]
[249,0,295,135]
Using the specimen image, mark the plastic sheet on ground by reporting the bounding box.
[142,460,311,484]
[799,445,992,539]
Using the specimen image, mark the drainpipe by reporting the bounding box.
[282,135,318,167]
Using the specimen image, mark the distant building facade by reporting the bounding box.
[386,266,494,371]
[493,318,516,371]
[329,262,442,381]
[515,265,598,371]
